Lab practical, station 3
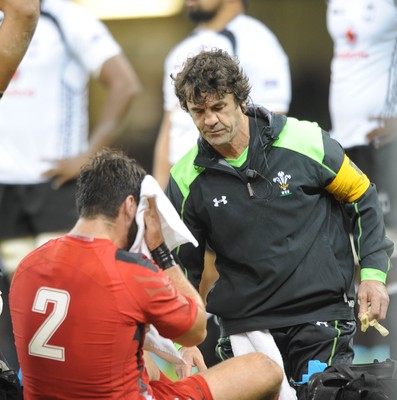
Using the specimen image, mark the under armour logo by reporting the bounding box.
[213,196,228,207]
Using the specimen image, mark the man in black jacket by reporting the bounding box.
[165,49,394,399]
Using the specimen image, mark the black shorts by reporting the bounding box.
[0,181,78,239]
[271,320,356,399]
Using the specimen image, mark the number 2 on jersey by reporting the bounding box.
[29,287,70,361]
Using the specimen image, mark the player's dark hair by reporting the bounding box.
[76,148,146,219]
[173,49,251,112]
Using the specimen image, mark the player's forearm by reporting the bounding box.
[165,265,207,346]
[165,265,205,310]
[153,112,172,190]
[85,55,142,156]
[0,0,39,92]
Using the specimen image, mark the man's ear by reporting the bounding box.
[123,195,137,219]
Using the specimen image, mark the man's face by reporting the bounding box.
[187,92,245,151]
[185,0,223,23]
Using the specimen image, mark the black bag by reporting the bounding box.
[0,354,22,400]
[306,359,397,400]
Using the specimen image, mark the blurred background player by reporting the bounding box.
[326,0,397,361]
[0,0,141,369]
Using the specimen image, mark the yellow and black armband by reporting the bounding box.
[325,155,370,202]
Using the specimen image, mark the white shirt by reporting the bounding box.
[0,0,121,184]
[327,0,397,148]
[164,14,291,164]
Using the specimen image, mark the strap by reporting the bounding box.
[328,364,360,380]
[40,10,74,58]
[219,29,237,55]
[386,359,397,380]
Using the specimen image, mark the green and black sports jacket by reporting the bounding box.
[166,106,394,336]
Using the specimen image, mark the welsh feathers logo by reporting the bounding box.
[273,171,292,197]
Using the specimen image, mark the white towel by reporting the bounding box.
[130,174,198,256]
[143,325,186,366]
[130,175,198,365]
[230,330,297,400]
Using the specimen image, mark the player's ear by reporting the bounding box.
[122,195,136,219]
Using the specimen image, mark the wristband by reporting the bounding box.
[151,242,176,270]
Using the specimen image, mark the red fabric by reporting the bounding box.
[151,374,214,400]
[10,236,197,399]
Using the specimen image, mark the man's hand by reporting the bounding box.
[175,346,207,379]
[367,116,397,148]
[42,154,89,189]
[357,280,389,322]
[143,197,164,251]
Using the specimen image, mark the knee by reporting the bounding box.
[248,352,283,395]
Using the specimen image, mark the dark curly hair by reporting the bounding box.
[173,49,251,112]
[76,148,146,219]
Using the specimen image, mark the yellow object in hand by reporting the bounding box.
[360,307,389,336]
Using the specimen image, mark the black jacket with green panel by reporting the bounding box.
[166,106,394,336]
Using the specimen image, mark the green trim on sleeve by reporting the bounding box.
[360,268,387,284]
[174,342,183,350]
[170,145,204,199]
[273,118,323,162]
[273,117,337,176]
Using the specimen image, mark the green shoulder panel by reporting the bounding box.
[273,117,325,164]
[170,145,205,199]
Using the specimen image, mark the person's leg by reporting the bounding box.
[272,320,355,400]
[372,140,397,231]
[198,249,221,367]
[152,352,282,400]
[197,314,221,367]
[386,260,397,360]
[0,275,19,370]
[0,185,35,372]
[388,292,397,359]
[200,352,282,400]
[0,184,36,280]
[230,331,296,400]
[29,180,78,235]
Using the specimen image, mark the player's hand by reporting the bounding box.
[143,197,164,251]
[367,117,397,148]
[175,346,207,379]
[357,280,389,322]
[42,154,89,189]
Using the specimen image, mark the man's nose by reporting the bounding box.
[204,110,218,126]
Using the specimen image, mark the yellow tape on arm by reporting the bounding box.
[325,155,370,202]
